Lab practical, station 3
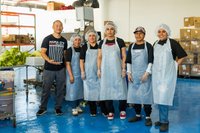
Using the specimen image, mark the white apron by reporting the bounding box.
[152,39,178,106]
[65,47,83,101]
[127,42,153,104]
[83,43,100,101]
[100,38,127,100]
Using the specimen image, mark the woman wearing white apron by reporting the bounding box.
[126,27,153,126]
[65,34,84,116]
[97,22,127,120]
[152,24,187,132]
[80,30,107,116]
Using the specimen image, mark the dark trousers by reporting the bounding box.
[88,101,108,115]
[40,68,66,110]
[134,104,152,117]
[105,100,127,113]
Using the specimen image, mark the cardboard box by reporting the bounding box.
[194,22,200,28]
[179,65,190,76]
[179,41,191,52]
[182,53,194,64]
[180,29,191,41]
[198,54,200,64]
[191,29,200,40]
[47,1,65,11]
[191,41,200,52]
[25,57,44,66]
[184,17,190,27]
[191,65,200,76]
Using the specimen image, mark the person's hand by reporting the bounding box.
[81,72,86,80]
[97,69,101,78]
[48,59,61,65]
[70,75,74,84]
[140,72,149,83]
[121,69,126,78]
[127,73,133,82]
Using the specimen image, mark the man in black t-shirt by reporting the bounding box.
[36,20,67,116]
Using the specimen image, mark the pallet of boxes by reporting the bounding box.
[179,17,200,77]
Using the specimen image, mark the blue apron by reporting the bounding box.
[83,43,100,101]
[127,42,153,104]
[100,38,127,100]
[65,46,83,101]
[152,39,178,106]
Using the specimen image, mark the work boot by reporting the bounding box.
[145,118,152,126]
[128,116,141,122]
[160,123,169,132]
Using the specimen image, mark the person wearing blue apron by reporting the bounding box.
[97,22,127,120]
[126,27,153,126]
[80,30,107,116]
[152,24,187,132]
[65,34,84,116]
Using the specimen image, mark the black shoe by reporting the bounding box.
[160,123,169,132]
[128,116,141,122]
[36,109,47,116]
[55,109,63,116]
[154,121,161,126]
[90,113,97,117]
[145,118,152,126]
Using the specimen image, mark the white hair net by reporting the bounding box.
[85,29,99,42]
[70,34,82,43]
[104,21,117,33]
[156,24,171,36]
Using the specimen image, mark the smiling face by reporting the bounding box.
[134,32,145,42]
[88,33,96,44]
[157,29,168,40]
[52,20,63,34]
[73,37,81,48]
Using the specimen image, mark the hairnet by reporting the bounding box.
[156,24,171,36]
[70,34,82,43]
[104,21,117,34]
[85,29,99,42]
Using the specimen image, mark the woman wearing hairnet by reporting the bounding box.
[126,26,153,126]
[97,22,127,120]
[152,24,187,132]
[65,34,84,116]
[80,30,107,116]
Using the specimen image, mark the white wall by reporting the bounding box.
[102,0,200,43]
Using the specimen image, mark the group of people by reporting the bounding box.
[36,20,187,132]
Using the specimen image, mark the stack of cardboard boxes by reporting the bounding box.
[179,17,200,76]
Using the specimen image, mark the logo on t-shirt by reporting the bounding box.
[49,41,65,63]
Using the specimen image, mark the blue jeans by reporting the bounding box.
[158,105,169,123]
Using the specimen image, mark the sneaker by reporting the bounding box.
[160,123,169,132]
[90,113,97,117]
[128,116,142,122]
[102,112,108,117]
[36,109,47,116]
[154,121,161,126]
[145,118,152,126]
[76,106,83,113]
[72,109,78,116]
[107,113,114,120]
[120,111,126,119]
[55,109,63,116]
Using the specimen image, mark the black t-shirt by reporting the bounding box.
[66,47,81,62]
[41,34,67,71]
[80,43,98,61]
[98,38,126,49]
[155,38,187,60]
[126,42,154,64]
